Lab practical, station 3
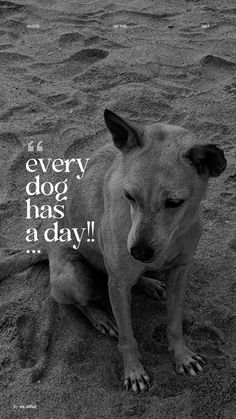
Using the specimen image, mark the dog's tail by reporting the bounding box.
[0,248,48,282]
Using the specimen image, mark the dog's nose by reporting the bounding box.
[130,245,154,262]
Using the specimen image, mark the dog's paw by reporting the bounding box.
[172,345,205,377]
[124,362,151,393]
[139,276,166,300]
[88,308,118,339]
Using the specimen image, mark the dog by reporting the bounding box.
[1,109,226,393]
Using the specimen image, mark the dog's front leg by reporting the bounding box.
[166,264,204,376]
[108,280,150,393]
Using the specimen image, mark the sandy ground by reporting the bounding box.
[0,0,236,417]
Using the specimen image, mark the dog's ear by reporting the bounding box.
[104,109,143,151]
[184,144,227,177]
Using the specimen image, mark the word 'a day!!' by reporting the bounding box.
[26,221,95,250]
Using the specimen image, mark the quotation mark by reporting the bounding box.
[28,141,43,152]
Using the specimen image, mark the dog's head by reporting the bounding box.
[104,109,227,263]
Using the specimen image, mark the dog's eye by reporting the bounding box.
[124,191,136,203]
[165,198,185,208]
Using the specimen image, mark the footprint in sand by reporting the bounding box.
[221,173,236,205]
[8,149,33,196]
[0,132,22,199]
[184,320,230,368]
[0,132,21,156]
[228,238,236,252]
[224,80,236,95]
[190,323,224,344]
[31,47,109,79]
[0,51,32,65]
[99,9,178,27]
[16,297,57,382]
[47,48,109,78]
[16,311,38,369]
[73,61,152,91]
[0,1,25,17]
[199,55,236,83]
[63,48,109,65]
[0,103,40,121]
[58,32,84,46]
[200,55,236,69]
[84,35,126,50]
[64,129,107,158]
[194,54,236,88]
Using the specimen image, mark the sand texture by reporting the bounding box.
[0,0,236,418]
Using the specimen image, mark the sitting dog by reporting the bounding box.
[1,109,226,393]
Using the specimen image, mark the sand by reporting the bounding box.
[0,0,236,417]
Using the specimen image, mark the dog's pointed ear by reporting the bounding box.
[104,109,143,151]
[184,144,227,177]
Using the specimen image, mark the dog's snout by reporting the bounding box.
[130,245,154,262]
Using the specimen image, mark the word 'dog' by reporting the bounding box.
[26,175,68,202]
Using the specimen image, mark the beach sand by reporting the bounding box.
[0,0,235,417]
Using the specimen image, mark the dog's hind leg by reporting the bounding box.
[49,245,118,338]
[137,275,166,300]
[77,303,118,338]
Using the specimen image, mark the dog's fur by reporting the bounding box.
[0,110,226,393]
